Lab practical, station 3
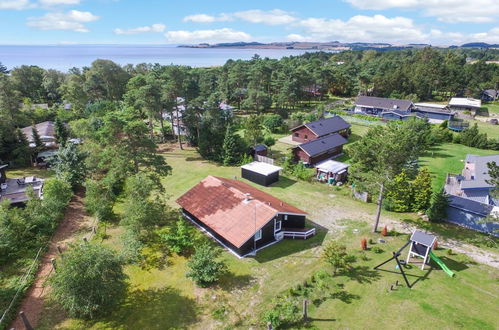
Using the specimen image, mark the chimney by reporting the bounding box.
[244,193,251,203]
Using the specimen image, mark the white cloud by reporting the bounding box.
[182,9,296,26]
[287,14,499,45]
[114,23,166,35]
[344,0,499,23]
[292,15,427,44]
[232,9,296,25]
[27,10,99,32]
[183,13,231,23]
[0,0,34,10]
[165,28,252,44]
[39,0,80,5]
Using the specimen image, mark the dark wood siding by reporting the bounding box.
[238,216,279,255]
[279,214,305,228]
[241,168,279,186]
[291,126,316,143]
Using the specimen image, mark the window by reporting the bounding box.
[284,215,288,220]
[275,220,282,232]
[255,229,262,241]
[294,133,299,137]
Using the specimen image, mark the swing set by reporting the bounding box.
[374,231,454,288]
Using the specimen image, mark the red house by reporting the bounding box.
[291,116,350,143]
[293,134,348,165]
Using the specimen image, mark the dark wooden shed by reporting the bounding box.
[241,161,282,186]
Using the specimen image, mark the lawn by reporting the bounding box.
[35,148,499,330]
[419,143,498,191]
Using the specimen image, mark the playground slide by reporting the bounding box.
[429,251,455,277]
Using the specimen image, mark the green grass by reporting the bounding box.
[6,167,54,179]
[419,143,497,190]
[36,147,499,330]
[473,120,499,139]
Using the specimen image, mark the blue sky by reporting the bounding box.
[0,0,498,45]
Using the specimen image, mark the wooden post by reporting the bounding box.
[56,245,63,255]
[303,299,308,321]
[83,237,88,243]
[50,258,56,271]
[20,311,34,330]
[267,321,272,330]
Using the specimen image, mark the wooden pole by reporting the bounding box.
[267,321,273,330]
[56,245,63,255]
[19,311,34,330]
[50,258,56,271]
[303,299,308,321]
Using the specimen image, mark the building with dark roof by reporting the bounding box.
[177,176,314,257]
[482,89,498,102]
[443,154,499,236]
[291,116,350,143]
[293,133,347,165]
[413,103,456,123]
[354,96,414,116]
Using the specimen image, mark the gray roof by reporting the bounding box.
[461,154,499,190]
[410,231,436,247]
[448,195,494,216]
[294,116,351,137]
[254,144,267,152]
[297,133,347,157]
[483,89,498,98]
[355,96,413,112]
[21,121,55,142]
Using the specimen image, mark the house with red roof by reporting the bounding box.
[177,176,314,257]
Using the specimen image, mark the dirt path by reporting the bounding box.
[310,207,499,269]
[10,189,93,330]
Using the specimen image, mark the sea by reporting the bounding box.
[0,45,324,72]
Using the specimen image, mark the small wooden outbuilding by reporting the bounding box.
[241,161,282,186]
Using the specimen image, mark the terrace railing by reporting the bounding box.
[282,228,316,240]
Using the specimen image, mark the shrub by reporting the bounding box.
[162,217,195,254]
[322,241,350,274]
[360,238,367,250]
[372,246,384,254]
[186,243,227,287]
[262,114,284,133]
[262,297,300,329]
[50,243,127,319]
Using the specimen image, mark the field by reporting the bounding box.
[35,147,499,330]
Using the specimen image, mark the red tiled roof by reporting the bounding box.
[176,176,307,248]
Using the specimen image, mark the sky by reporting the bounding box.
[0,0,499,45]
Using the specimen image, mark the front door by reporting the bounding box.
[275,219,283,240]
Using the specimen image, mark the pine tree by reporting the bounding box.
[222,125,239,166]
[55,117,69,146]
[426,189,449,222]
[412,168,433,212]
[32,125,44,152]
[12,129,31,167]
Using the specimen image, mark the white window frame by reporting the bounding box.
[284,215,288,220]
[275,219,282,232]
[255,229,262,241]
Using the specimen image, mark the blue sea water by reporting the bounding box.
[0,45,321,72]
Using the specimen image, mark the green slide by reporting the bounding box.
[429,251,455,277]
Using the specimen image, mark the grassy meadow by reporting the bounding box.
[35,146,499,330]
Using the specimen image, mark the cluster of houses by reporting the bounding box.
[352,95,486,124]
